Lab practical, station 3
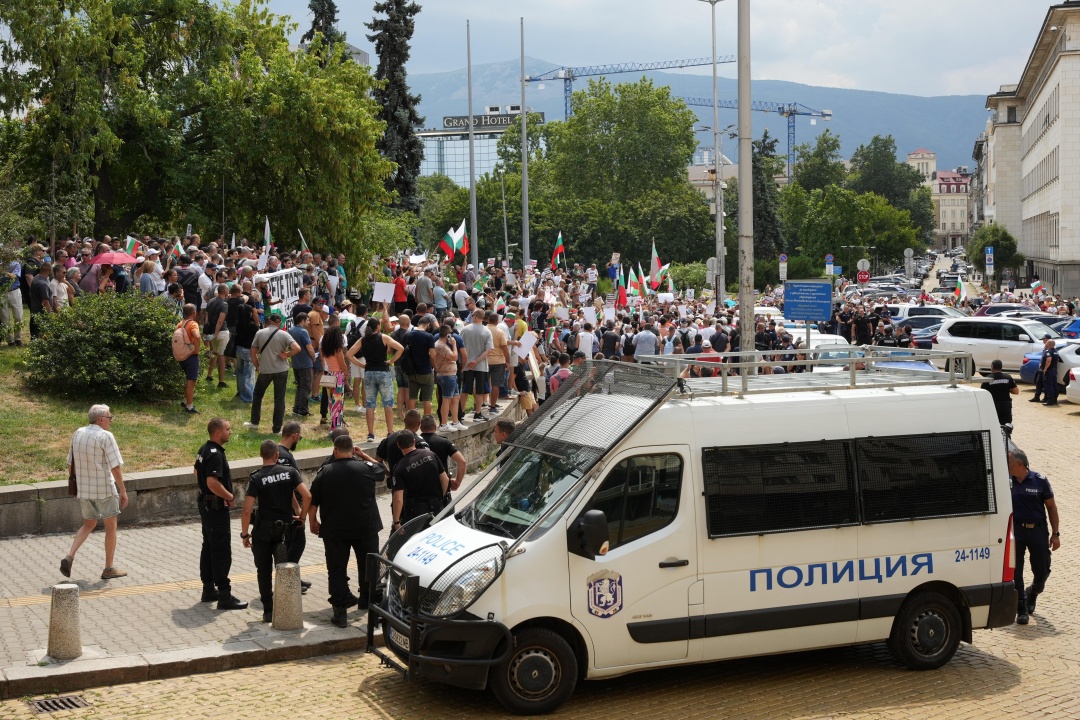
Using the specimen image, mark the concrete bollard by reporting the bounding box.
[272,563,303,631]
[47,583,82,661]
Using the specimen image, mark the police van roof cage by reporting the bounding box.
[638,346,975,398]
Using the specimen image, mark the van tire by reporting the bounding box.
[887,591,961,670]
[491,627,578,715]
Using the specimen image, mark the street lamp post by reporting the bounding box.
[699,0,726,298]
[499,167,510,270]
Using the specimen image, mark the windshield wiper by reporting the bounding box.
[475,520,516,539]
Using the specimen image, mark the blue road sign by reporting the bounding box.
[825,254,834,262]
[779,253,788,263]
[784,280,834,321]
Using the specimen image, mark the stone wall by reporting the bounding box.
[0,400,522,538]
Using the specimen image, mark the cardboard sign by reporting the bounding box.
[583,307,597,326]
[610,253,620,264]
[372,282,395,304]
[602,307,616,322]
[260,267,304,327]
[555,307,570,321]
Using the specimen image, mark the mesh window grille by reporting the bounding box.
[702,441,858,538]
[701,432,996,537]
[857,432,995,523]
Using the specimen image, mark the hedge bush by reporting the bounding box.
[25,292,185,399]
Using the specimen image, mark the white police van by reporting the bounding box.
[367,350,1017,715]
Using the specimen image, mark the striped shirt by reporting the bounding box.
[68,424,124,500]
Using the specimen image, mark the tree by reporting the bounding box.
[301,0,346,46]
[778,181,811,252]
[966,224,1024,272]
[366,0,425,214]
[800,186,923,267]
[793,129,845,193]
[751,130,785,260]
[847,135,934,245]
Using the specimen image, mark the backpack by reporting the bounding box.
[172,321,196,361]
[346,318,366,349]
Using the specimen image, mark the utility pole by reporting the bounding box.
[737,0,754,390]
[499,167,510,267]
[467,20,479,269]
[699,0,725,299]
[520,18,531,268]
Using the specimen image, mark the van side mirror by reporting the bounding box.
[1018,334,1031,342]
[568,510,609,560]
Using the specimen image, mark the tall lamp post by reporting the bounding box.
[498,167,510,269]
[698,0,726,298]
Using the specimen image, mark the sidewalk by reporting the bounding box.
[0,486,403,698]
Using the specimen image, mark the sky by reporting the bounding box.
[270,0,1051,97]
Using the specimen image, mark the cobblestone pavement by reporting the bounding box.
[1,381,1079,718]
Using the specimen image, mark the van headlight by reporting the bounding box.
[422,544,505,618]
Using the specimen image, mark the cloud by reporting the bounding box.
[271,0,1049,97]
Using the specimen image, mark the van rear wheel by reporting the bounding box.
[887,591,961,670]
[491,627,578,715]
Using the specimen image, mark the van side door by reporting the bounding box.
[567,446,698,670]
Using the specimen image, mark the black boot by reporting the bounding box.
[200,586,219,603]
[217,594,249,611]
[1017,594,1029,625]
[262,599,273,623]
[331,606,348,628]
[1026,586,1041,614]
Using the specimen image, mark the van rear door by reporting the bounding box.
[567,445,698,669]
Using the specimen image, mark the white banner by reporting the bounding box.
[261,267,304,325]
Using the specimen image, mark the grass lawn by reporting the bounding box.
[0,329,407,485]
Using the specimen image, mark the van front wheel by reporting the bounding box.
[887,591,961,670]
[491,627,578,715]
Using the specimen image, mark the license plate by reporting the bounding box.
[389,627,410,652]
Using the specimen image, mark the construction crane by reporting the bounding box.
[682,97,832,181]
[525,57,736,120]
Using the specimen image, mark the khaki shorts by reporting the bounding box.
[80,495,121,521]
[210,330,230,354]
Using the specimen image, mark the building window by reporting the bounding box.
[1007,106,1017,123]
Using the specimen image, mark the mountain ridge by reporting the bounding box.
[410,57,989,171]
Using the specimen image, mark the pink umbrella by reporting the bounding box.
[88,251,140,265]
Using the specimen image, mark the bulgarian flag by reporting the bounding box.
[955,275,966,301]
[638,262,650,295]
[628,265,644,296]
[616,267,628,307]
[551,232,565,270]
[123,236,142,255]
[1031,279,1043,292]
[440,219,468,258]
[655,262,671,289]
[169,237,183,259]
[495,295,507,314]
[649,241,663,289]
[298,229,310,253]
[263,216,272,251]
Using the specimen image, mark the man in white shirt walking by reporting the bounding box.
[62,404,130,580]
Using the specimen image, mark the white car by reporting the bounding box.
[1067,369,1080,404]
[933,317,1064,374]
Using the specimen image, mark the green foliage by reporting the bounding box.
[302,0,346,46]
[753,255,823,289]
[798,185,923,266]
[669,262,709,291]
[966,224,1024,272]
[0,0,393,252]
[793,129,846,193]
[595,277,614,298]
[367,0,425,214]
[847,135,933,243]
[25,293,185,399]
[441,78,712,269]
[751,130,785,260]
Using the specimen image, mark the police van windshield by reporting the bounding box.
[462,445,591,540]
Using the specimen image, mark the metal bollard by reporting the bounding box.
[47,583,82,660]
[272,563,303,631]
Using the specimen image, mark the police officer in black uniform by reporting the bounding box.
[242,440,311,622]
[194,418,247,610]
[276,422,311,592]
[391,432,450,529]
[1008,447,1061,625]
[875,325,900,348]
[1040,336,1061,406]
[419,414,466,494]
[309,434,385,628]
[981,359,1019,426]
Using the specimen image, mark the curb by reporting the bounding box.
[0,623,384,700]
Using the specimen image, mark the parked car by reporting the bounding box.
[1067,369,1080,403]
[1017,344,1080,385]
[974,303,1030,317]
[1057,317,1080,339]
[912,324,943,350]
[932,317,1063,374]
